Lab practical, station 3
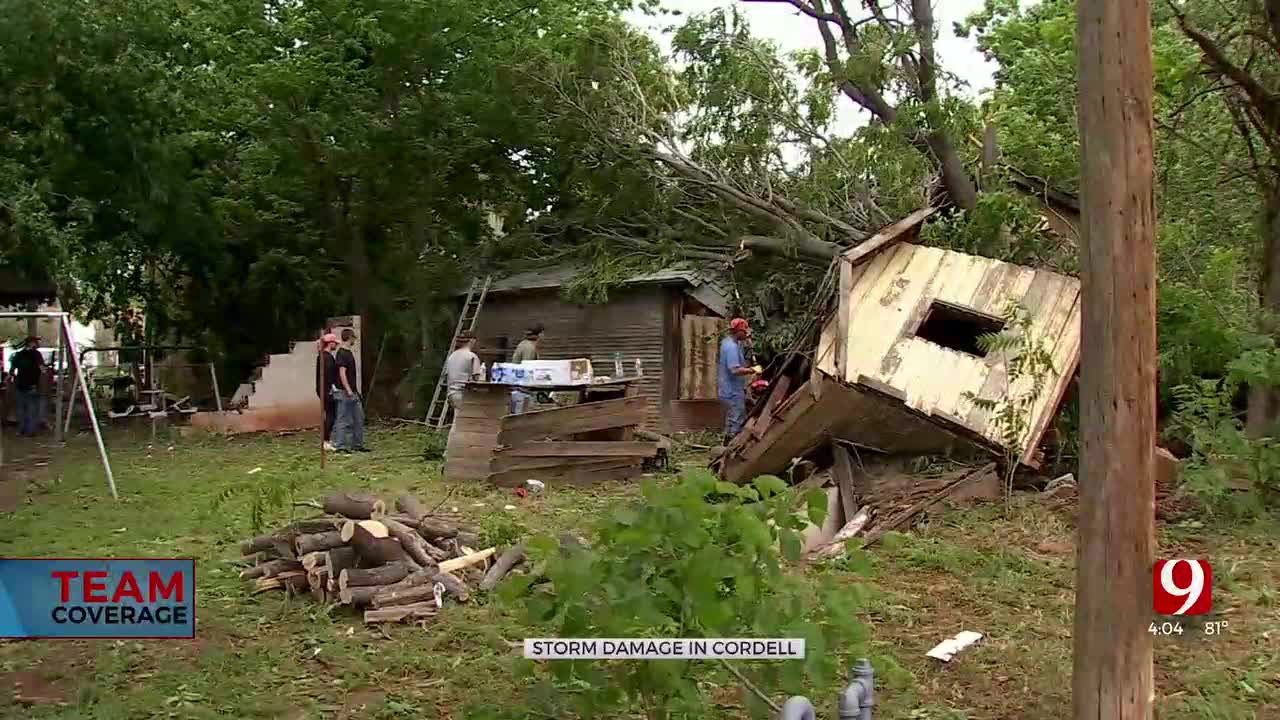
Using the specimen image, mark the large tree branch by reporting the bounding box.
[1173,7,1280,136]
[740,0,842,25]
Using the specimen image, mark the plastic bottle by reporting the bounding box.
[613,352,623,379]
[635,358,643,377]
[479,362,487,381]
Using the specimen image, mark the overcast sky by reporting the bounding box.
[626,0,999,135]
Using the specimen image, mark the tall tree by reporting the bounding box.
[1171,0,1280,435]
[742,0,980,210]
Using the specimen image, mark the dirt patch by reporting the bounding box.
[1,670,74,706]
[336,688,386,719]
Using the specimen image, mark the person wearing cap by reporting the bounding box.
[717,318,756,440]
[315,333,340,451]
[332,328,369,452]
[445,331,483,413]
[509,323,544,415]
[9,336,46,437]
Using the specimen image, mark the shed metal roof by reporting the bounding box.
[463,264,733,317]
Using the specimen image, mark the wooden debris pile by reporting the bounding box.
[782,440,1001,561]
[237,491,528,624]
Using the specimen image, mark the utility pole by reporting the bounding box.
[1074,1,1157,719]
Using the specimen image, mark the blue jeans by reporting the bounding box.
[15,388,42,436]
[720,395,746,437]
[331,390,364,449]
[510,390,534,415]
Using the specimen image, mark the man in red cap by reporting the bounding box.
[718,318,756,441]
[315,333,339,451]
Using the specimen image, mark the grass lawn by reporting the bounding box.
[0,424,1275,719]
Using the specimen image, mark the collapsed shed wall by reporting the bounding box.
[816,242,1081,465]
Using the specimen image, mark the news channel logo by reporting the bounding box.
[0,558,195,638]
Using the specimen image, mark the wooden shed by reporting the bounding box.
[720,235,1081,484]
[461,265,733,433]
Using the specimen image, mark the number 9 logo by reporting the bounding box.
[1153,559,1213,616]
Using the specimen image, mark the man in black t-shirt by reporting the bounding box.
[331,329,368,452]
[315,333,339,450]
[9,337,45,436]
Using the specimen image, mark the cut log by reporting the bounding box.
[371,583,438,609]
[300,551,329,572]
[456,530,481,547]
[394,493,430,523]
[422,541,451,563]
[363,601,439,624]
[338,562,413,592]
[254,570,308,593]
[480,541,527,591]
[240,558,302,580]
[340,585,382,607]
[294,530,345,555]
[461,566,485,587]
[438,547,495,574]
[417,517,459,540]
[326,546,357,589]
[381,518,439,571]
[322,492,386,520]
[238,518,343,555]
[308,568,329,593]
[341,520,411,567]
[434,572,470,602]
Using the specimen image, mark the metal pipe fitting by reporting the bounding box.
[779,696,817,720]
[837,659,875,720]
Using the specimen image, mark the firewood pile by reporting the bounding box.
[236,491,527,624]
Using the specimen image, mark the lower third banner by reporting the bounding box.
[0,558,195,638]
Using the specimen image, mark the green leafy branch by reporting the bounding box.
[963,300,1057,504]
[497,469,868,720]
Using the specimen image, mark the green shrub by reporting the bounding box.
[497,469,868,719]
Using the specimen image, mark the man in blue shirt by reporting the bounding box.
[717,318,756,440]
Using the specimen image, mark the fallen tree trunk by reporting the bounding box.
[439,547,495,574]
[295,531,345,555]
[364,601,439,624]
[380,518,438,570]
[480,541,527,591]
[338,562,414,592]
[341,520,411,566]
[421,541,451,563]
[323,492,386,520]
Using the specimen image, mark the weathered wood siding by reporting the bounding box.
[817,242,1081,463]
[679,316,727,399]
[469,286,669,431]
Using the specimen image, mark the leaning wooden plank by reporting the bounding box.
[843,206,939,267]
[496,441,659,458]
[501,397,647,443]
[752,375,794,439]
[831,442,860,522]
[363,602,439,624]
[490,453,656,473]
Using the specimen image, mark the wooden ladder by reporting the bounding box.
[426,275,491,428]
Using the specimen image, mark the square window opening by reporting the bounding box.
[914,301,1005,357]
